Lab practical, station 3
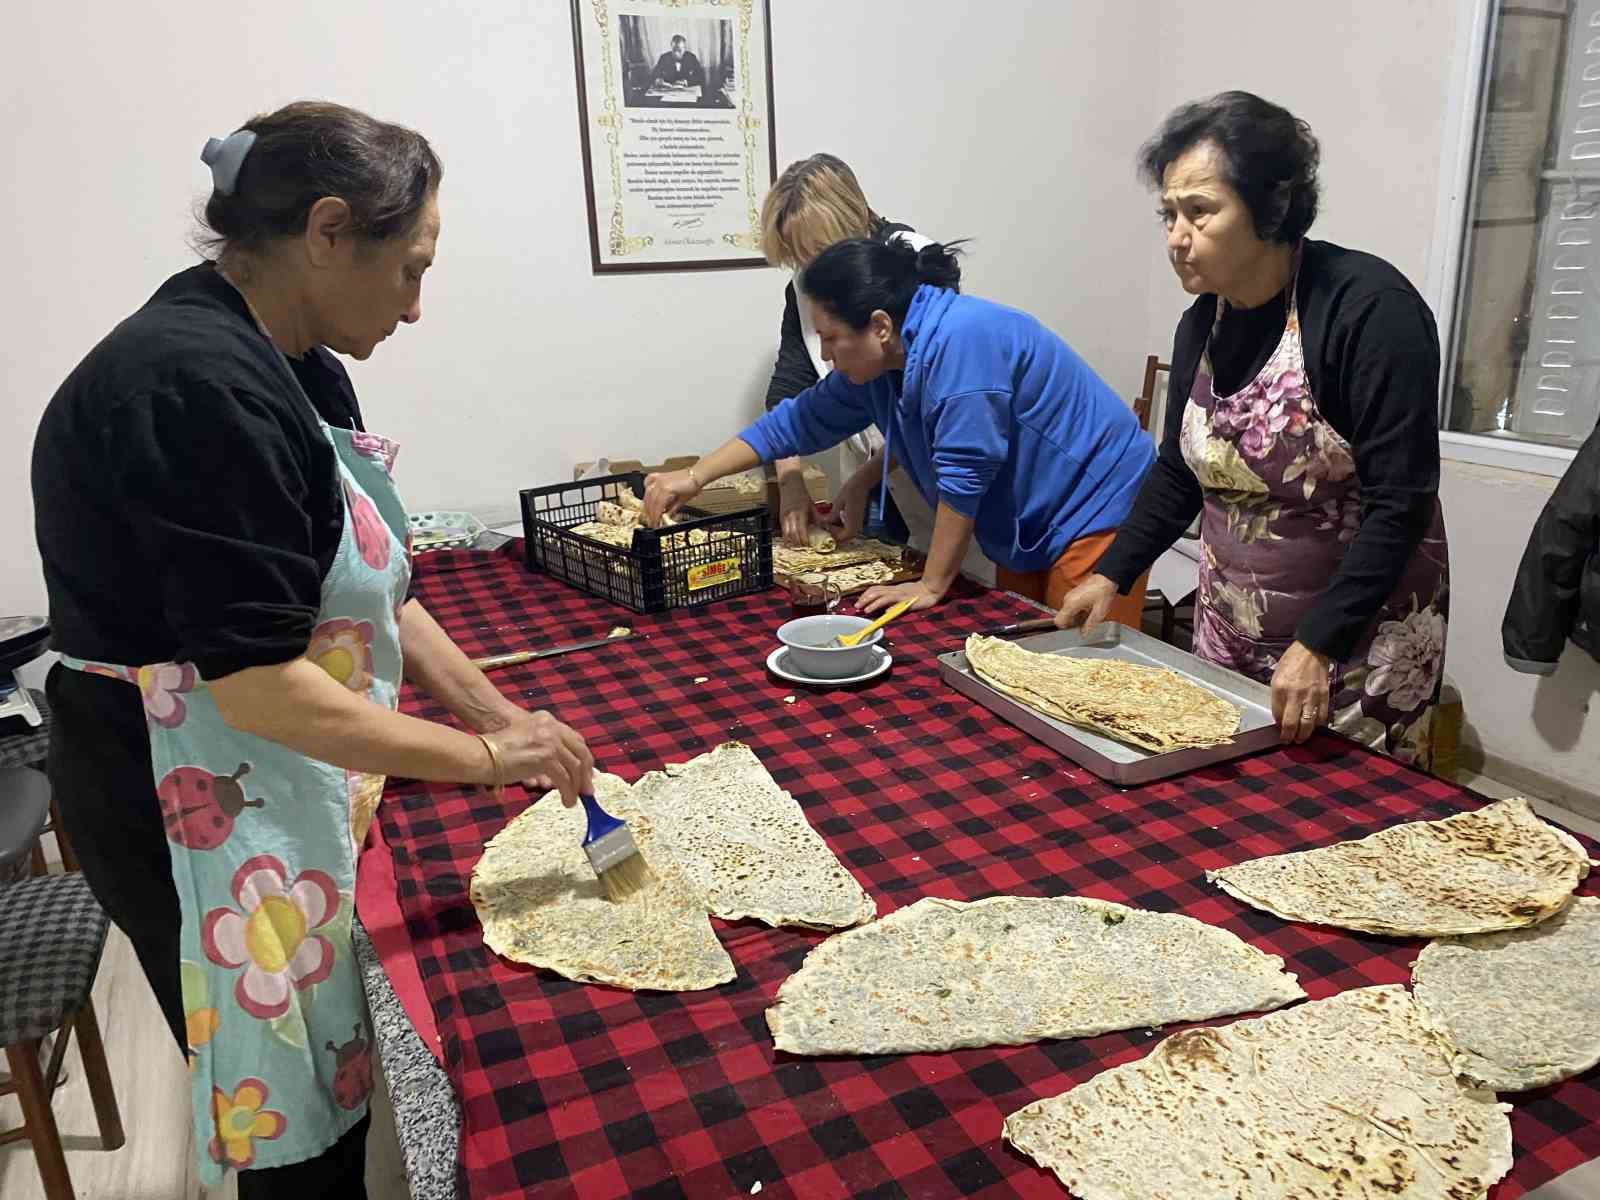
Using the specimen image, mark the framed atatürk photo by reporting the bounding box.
[571,0,776,273]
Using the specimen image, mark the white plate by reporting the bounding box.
[766,644,891,687]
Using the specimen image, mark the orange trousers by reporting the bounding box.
[994,529,1148,628]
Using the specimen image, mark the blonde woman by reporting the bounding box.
[760,155,994,582]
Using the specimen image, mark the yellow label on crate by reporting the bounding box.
[687,557,742,592]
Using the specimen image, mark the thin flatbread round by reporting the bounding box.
[964,634,1240,753]
[470,773,735,991]
[631,742,875,930]
[1414,894,1600,1091]
[1208,797,1591,936]
[1004,985,1513,1200]
[765,895,1303,1055]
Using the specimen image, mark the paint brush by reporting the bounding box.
[579,792,654,901]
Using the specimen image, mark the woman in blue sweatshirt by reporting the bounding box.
[643,238,1155,617]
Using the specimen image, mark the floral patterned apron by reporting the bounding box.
[1179,254,1450,765]
[59,374,409,1184]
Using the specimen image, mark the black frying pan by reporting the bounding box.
[0,616,49,672]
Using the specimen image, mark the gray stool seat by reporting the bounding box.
[0,688,50,770]
[0,767,50,878]
[0,873,109,1047]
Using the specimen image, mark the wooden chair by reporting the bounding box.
[0,870,124,1199]
[1133,356,1196,645]
[1133,354,1169,435]
[0,689,80,874]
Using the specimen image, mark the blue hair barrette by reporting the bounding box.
[200,129,257,196]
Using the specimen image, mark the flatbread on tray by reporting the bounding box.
[1208,797,1592,936]
[469,772,735,991]
[1414,894,1600,1092]
[964,634,1240,753]
[765,895,1303,1055]
[630,742,875,930]
[1003,985,1513,1200]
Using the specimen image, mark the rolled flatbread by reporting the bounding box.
[965,634,1240,753]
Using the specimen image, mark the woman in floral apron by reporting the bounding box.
[33,103,593,1196]
[1062,91,1450,766]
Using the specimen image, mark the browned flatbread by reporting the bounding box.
[1004,986,1513,1200]
[1208,797,1592,936]
[965,634,1240,752]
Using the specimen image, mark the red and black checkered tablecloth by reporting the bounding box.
[382,545,1600,1200]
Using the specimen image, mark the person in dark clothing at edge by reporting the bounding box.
[31,101,593,1197]
[758,154,996,583]
[1057,91,1450,764]
[652,34,705,88]
[1503,417,1600,676]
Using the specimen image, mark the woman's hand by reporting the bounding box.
[1270,641,1331,744]
[1054,574,1119,634]
[855,579,945,615]
[486,710,595,806]
[778,472,820,546]
[643,469,701,526]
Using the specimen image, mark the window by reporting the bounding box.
[1444,0,1600,459]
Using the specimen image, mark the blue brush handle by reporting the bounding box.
[579,793,625,846]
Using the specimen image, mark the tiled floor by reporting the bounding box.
[3,776,1597,1200]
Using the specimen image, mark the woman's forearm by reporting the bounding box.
[774,456,806,484]
[921,503,976,595]
[399,599,519,733]
[209,657,494,784]
[692,437,762,484]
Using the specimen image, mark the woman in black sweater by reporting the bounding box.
[1059,92,1450,763]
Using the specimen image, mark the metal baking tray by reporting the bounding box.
[938,623,1279,785]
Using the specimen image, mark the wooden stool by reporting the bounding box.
[0,872,124,1199]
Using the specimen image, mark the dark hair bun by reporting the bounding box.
[799,236,968,331]
[198,100,442,257]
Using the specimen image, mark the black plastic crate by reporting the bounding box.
[520,472,773,614]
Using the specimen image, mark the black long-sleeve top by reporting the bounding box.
[1095,239,1443,661]
[33,262,377,681]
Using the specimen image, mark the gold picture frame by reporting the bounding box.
[571,0,777,273]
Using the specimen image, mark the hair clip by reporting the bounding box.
[200,129,258,196]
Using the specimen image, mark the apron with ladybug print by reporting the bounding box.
[60,369,409,1184]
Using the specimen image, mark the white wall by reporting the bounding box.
[1142,0,1464,357]
[3,0,1159,618]
[9,0,1594,796]
[1143,0,1600,799]
[1438,463,1600,796]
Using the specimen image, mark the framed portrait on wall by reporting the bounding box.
[570,0,777,273]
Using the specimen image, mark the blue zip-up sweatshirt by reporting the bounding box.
[739,286,1155,572]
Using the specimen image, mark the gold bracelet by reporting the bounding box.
[476,732,505,799]
[687,463,703,489]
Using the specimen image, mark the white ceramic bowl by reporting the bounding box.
[775,615,884,679]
